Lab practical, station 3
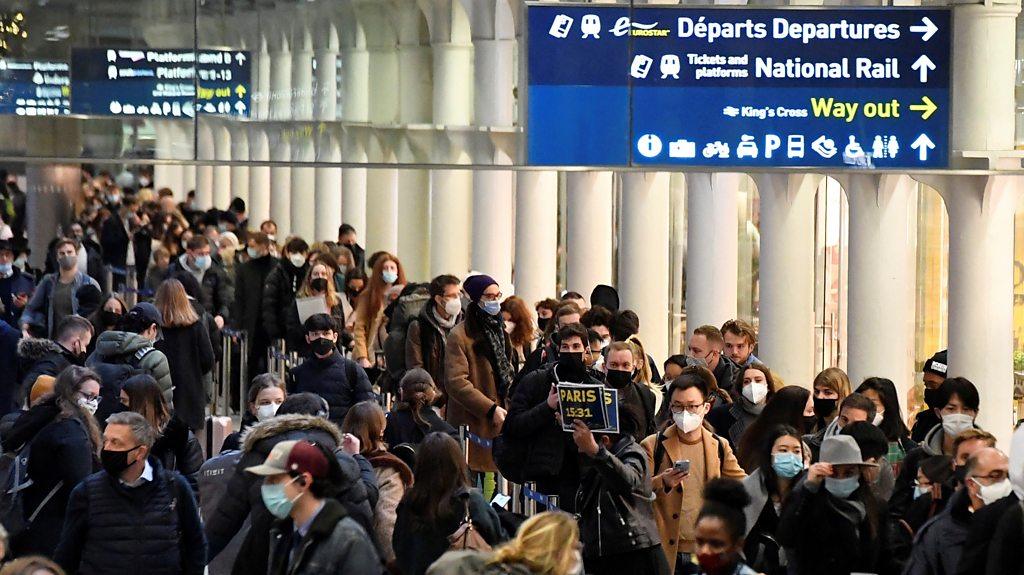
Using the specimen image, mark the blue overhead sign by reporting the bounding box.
[70,48,251,118]
[0,59,69,116]
[526,5,951,168]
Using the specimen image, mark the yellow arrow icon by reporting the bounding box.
[909,96,937,120]
[235,84,247,98]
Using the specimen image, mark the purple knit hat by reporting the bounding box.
[463,274,498,302]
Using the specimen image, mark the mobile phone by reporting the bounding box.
[674,460,690,474]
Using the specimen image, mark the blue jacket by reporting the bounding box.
[0,319,21,416]
[54,457,207,575]
[288,350,374,426]
[0,268,34,327]
[21,271,99,337]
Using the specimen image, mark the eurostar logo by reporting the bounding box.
[610,17,670,37]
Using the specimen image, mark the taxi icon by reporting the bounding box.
[736,135,759,159]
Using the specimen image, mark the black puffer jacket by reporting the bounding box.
[288,351,374,426]
[167,257,234,322]
[575,435,661,560]
[261,260,307,342]
[17,337,75,398]
[152,414,205,494]
[205,414,378,575]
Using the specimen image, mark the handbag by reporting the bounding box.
[447,496,491,552]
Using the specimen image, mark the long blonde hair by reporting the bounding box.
[489,512,580,575]
[154,279,199,328]
[625,335,658,392]
[298,262,341,308]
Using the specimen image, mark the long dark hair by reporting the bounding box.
[397,368,438,428]
[754,424,804,501]
[122,375,171,433]
[401,432,469,525]
[54,365,103,454]
[855,377,909,442]
[737,385,810,471]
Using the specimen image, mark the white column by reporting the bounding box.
[619,172,671,362]
[471,170,515,287]
[514,171,559,308]
[211,124,232,209]
[314,48,339,121]
[752,174,818,387]
[195,121,215,209]
[153,120,185,196]
[290,140,316,240]
[685,173,739,337]
[291,29,315,121]
[269,139,292,238]
[366,168,399,256]
[342,156,367,238]
[314,137,343,242]
[840,175,917,398]
[342,45,369,123]
[669,174,687,355]
[397,170,430,280]
[269,39,292,120]
[248,128,271,227]
[565,172,613,298]
[254,39,272,120]
[429,169,472,277]
[230,126,250,207]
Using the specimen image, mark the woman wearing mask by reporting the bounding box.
[154,279,215,433]
[856,377,918,476]
[742,425,806,575]
[3,366,102,557]
[777,435,896,575]
[342,267,367,333]
[285,261,347,355]
[500,296,535,373]
[144,247,172,297]
[427,511,582,575]
[119,374,203,492]
[693,479,760,575]
[86,294,127,343]
[221,373,288,452]
[393,432,506,575]
[735,386,813,471]
[708,363,776,449]
[808,367,851,434]
[384,368,456,447]
[342,400,413,565]
[353,253,406,369]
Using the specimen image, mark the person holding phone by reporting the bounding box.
[642,369,746,575]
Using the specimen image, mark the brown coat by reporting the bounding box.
[405,314,450,400]
[353,304,385,362]
[640,425,747,560]
[443,322,512,472]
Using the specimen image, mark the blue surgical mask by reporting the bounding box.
[480,300,501,316]
[260,478,300,519]
[0,262,12,277]
[825,475,861,499]
[193,255,211,271]
[771,452,803,479]
[382,270,398,284]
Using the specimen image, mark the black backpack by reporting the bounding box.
[87,346,156,422]
[0,438,65,538]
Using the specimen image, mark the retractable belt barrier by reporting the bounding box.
[212,328,248,416]
[456,425,558,516]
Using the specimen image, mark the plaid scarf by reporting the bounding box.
[474,304,515,401]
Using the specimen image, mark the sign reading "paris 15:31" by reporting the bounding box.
[526,5,950,169]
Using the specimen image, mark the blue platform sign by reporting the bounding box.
[71,48,251,118]
[527,5,951,168]
[0,59,70,116]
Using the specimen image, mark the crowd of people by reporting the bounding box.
[0,171,1021,575]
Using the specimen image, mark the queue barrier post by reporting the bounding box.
[546,495,559,511]
[524,482,538,517]
[458,425,470,465]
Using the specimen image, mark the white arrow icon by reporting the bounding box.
[911,134,935,161]
[235,52,246,66]
[235,101,247,115]
[910,17,938,42]
[911,55,936,83]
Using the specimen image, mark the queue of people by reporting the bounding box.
[0,178,1021,575]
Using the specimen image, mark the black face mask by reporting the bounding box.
[310,277,329,293]
[803,415,819,432]
[813,397,837,418]
[101,310,122,328]
[557,352,587,381]
[537,317,550,331]
[952,465,968,487]
[311,337,335,356]
[100,445,141,477]
[605,369,633,390]
[924,387,942,409]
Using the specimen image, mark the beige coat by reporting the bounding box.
[640,425,747,560]
[443,322,512,472]
[352,304,385,362]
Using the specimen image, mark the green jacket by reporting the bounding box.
[88,330,173,402]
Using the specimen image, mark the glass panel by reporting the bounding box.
[911,183,948,423]
[813,177,848,374]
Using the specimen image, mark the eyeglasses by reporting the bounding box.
[971,471,1008,484]
[670,403,706,415]
[79,392,99,402]
[480,292,503,302]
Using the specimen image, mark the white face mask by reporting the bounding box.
[78,396,99,415]
[256,403,280,422]
[942,413,974,438]
[872,411,884,426]
[973,477,1014,506]
[914,484,931,500]
[443,297,462,318]
[288,253,306,268]
[504,320,515,334]
[673,410,704,434]
[246,247,260,259]
[742,382,768,405]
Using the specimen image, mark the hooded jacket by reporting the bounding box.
[205,414,377,575]
[86,331,172,419]
[18,337,75,396]
[366,450,414,563]
[892,423,960,519]
[904,488,975,575]
[406,303,460,403]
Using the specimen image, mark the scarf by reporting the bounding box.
[433,306,458,330]
[475,305,515,400]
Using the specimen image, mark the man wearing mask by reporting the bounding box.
[100,195,152,290]
[167,235,233,329]
[641,372,746,574]
[234,232,276,375]
[405,274,462,406]
[721,319,760,367]
[804,393,876,462]
[288,314,373,426]
[904,447,1010,575]
[22,239,100,338]
[687,325,740,393]
[263,238,309,346]
[604,341,657,438]
[500,323,602,512]
[19,316,93,397]
[912,350,949,442]
[893,377,982,519]
[54,411,207,575]
[337,223,365,270]
[0,240,33,327]
[47,223,104,286]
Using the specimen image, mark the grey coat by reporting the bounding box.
[21,271,99,337]
[268,498,381,575]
